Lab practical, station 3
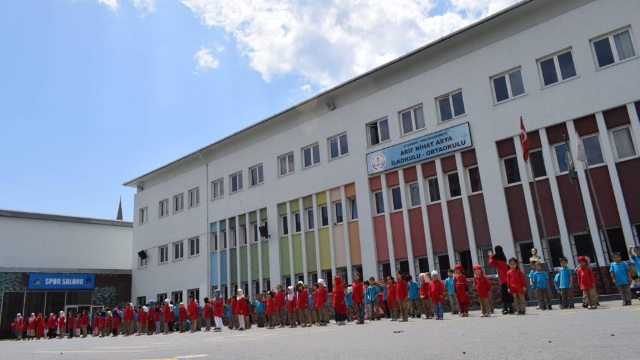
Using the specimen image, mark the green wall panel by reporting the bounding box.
[278,203,287,216]
[249,211,257,224]
[230,248,237,284]
[292,234,303,274]
[303,196,313,209]
[261,208,268,221]
[240,246,248,282]
[239,214,247,226]
[251,244,259,276]
[290,200,300,213]
[280,237,290,276]
[319,228,331,270]
[305,232,317,271]
[316,192,327,205]
[262,241,270,278]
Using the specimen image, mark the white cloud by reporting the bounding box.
[131,0,156,16]
[98,0,119,12]
[194,47,220,74]
[181,0,520,89]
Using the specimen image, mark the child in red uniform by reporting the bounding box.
[310,285,319,325]
[35,313,45,340]
[46,313,56,339]
[137,307,147,335]
[507,257,527,315]
[296,282,311,327]
[576,256,598,309]
[266,291,276,329]
[276,285,286,328]
[430,271,445,320]
[163,300,172,334]
[473,264,492,317]
[332,275,348,325]
[202,297,212,331]
[395,271,409,322]
[386,277,397,321]
[92,312,99,337]
[147,302,156,335]
[317,279,329,326]
[212,290,224,332]
[66,312,74,339]
[178,303,187,333]
[419,273,433,319]
[15,313,23,340]
[352,273,365,324]
[187,297,199,333]
[454,265,470,317]
[286,286,297,328]
[81,310,89,338]
[112,309,120,337]
[236,289,247,331]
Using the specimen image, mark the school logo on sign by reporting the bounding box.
[370,153,387,172]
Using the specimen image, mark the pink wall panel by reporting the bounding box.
[556,174,588,233]
[386,171,399,187]
[373,216,389,261]
[504,185,532,242]
[447,199,469,251]
[589,167,621,228]
[390,212,408,259]
[617,158,640,224]
[403,167,418,183]
[369,176,382,191]
[528,179,560,237]
[427,204,447,254]
[468,194,492,247]
[408,208,427,257]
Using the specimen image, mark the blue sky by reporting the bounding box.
[0,0,516,221]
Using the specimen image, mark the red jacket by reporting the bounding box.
[352,282,364,304]
[312,292,319,309]
[266,298,276,315]
[395,279,408,300]
[163,304,172,323]
[386,283,397,307]
[124,307,133,321]
[112,315,120,329]
[67,315,74,329]
[92,316,99,328]
[188,301,199,321]
[507,268,526,294]
[489,254,509,284]
[236,298,246,316]
[213,299,223,317]
[58,316,66,328]
[275,291,285,309]
[46,317,56,329]
[82,315,89,326]
[35,316,45,337]
[474,274,492,298]
[99,317,105,328]
[203,303,212,318]
[317,287,328,307]
[286,296,296,313]
[137,311,146,324]
[430,280,445,304]
[420,282,430,300]
[576,266,595,290]
[297,289,308,309]
[455,275,469,303]
[178,306,187,322]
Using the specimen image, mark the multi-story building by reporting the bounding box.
[125,0,640,302]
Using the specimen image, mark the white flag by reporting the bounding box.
[576,133,588,163]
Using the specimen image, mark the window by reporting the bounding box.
[502,156,521,185]
[239,226,247,245]
[293,212,301,233]
[187,289,200,302]
[279,153,295,176]
[334,202,343,224]
[427,177,440,203]
[213,233,219,251]
[529,149,547,179]
[348,197,358,221]
[329,134,349,159]
[136,296,146,307]
[400,106,426,135]
[138,253,148,268]
[591,28,636,69]
[610,126,636,160]
[302,144,321,168]
[159,245,169,264]
[408,183,421,207]
[221,231,227,249]
[281,215,289,236]
[159,199,169,217]
[538,50,577,87]
[231,229,237,248]
[306,209,315,230]
[249,164,264,186]
[367,119,390,146]
[188,188,200,207]
[436,90,465,122]
[230,172,243,193]
[252,223,258,243]
[173,193,184,213]
[157,293,168,304]
[171,291,183,304]
[139,207,148,224]
[320,205,329,227]
[447,172,461,198]
[212,178,224,199]
[467,167,482,194]
[189,237,199,256]
[491,68,525,103]
[582,134,604,166]
[390,187,402,211]
[553,143,569,174]
[373,191,385,214]
[173,241,184,260]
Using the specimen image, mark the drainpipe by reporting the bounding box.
[197,150,210,298]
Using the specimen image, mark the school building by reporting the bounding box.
[0,209,133,339]
[125,0,640,303]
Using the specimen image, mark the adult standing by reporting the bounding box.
[489,245,515,314]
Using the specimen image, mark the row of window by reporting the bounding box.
[371,167,482,215]
[211,221,267,252]
[139,188,200,224]
[139,237,200,267]
[501,125,638,186]
[279,198,358,237]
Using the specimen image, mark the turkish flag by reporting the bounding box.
[520,117,530,162]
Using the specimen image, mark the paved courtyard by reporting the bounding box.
[2,301,638,360]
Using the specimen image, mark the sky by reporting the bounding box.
[0,0,519,221]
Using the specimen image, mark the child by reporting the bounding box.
[531,262,552,310]
[395,271,409,322]
[345,286,353,322]
[47,313,57,339]
[137,307,147,335]
[178,303,187,333]
[310,286,318,325]
[352,273,365,324]
[212,290,223,332]
[286,286,297,328]
[26,313,35,340]
[266,291,276,329]
[507,258,527,315]
[66,312,74,339]
[407,275,420,318]
[419,273,433,319]
[556,257,574,309]
[489,246,515,314]
[317,279,329,326]
[628,246,640,272]
[202,297,212,331]
[236,289,246,331]
[187,297,198,333]
[386,276,397,321]
[454,265,469,317]
[473,265,492,317]
[443,269,458,315]
[227,297,236,330]
[576,256,597,309]
[276,285,286,328]
[430,271,445,320]
[15,313,23,340]
[366,278,380,321]
[630,274,640,300]
[332,275,348,325]
[610,251,632,306]
[296,283,311,327]
[35,313,45,340]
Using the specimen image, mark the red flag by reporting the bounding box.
[520,117,530,162]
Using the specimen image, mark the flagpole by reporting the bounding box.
[528,154,549,263]
[583,157,611,262]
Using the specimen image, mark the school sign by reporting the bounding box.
[28,273,96,290]
[366,122,472,175]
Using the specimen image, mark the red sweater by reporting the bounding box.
[213,299,223,317]
[236,298,246,315]
[67,316,74,329]
[82,315,89,326]
[123,308,133,321]
[474,274,492,298]
[275,291,285,309]
[137,311,146,324]
[352,282,364,304]
[112,315,120,329]
[178,306,187,322]
[203,303,211,318]
[430,280,445,304]
[163,305,172,322]
[386,283,397,307]
[297,289,308,309]
[266,298,276,315]
[58,316,66,328]
[286,296,296,313]
[454,275,469,303]
[47,317,57,329]
[507,268,526,294]
[188,301,198,321]
[395,279,408,300]
[420,282,430,300]
[317,287,328,307]
[489,254,509,284]
[576,266,595,290]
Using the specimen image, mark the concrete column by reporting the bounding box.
[340,186,353,284]
[397,169,416,278]
[257,208,263,292]
[415,164,435,272]
[312,194,322,277]
[435,159,456,267]
[379,174,396,273]
[595,112,635,249]
[246,212,252,296]
[299,198,309,284]
[454,153,479,265]
[513,135,545,263]
[235,215,241,293]
[566,121,607,265]
[626,103,640,157]
[286,201,294,284]
[354,176,378,279]
[326,190,337,276]
[267,203,281,289]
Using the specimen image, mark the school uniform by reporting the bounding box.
[430,279,445,319]
[395,279,409,321]
[556,266,575,308]
[275,291,286,327]
[443,276,459,314]
[352,281,365,324]
[507,268,527,312]
[474,273,492,316]
[610,261,632,304]
[454,274,470,315]
[188,300,199,332]
[576,264,597,308]
[386,283,397,320]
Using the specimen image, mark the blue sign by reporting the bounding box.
[28,273,95,290]
[366,122,472,175]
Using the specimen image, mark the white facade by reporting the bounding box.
[126,0,640,301]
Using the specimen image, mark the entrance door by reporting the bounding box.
[77,306,91,318]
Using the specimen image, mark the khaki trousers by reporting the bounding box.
[421,299,433,318]
[479,297,491,316]
[583,288,598,307]
[513,292,526,312]
[397,299,408,321]
[618,284,631,302]
[560,288,575,307]
[535,288,550,308]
